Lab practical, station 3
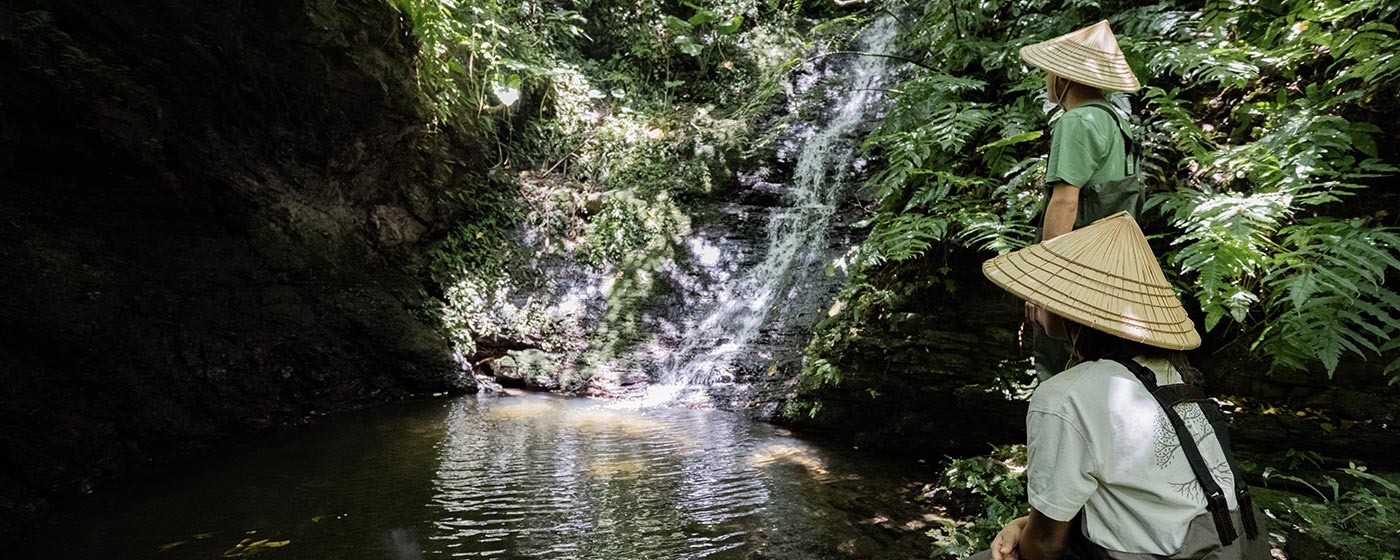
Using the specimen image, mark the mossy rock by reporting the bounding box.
[1253,485,1400,559]
[497,350,565,391]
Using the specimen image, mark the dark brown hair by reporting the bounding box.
[1068,324,1202,384]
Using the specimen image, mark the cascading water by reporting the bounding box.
[650,17,900,403]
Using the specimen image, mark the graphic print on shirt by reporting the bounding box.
[1168,461,1235,501]
[1151,403,1213,468]
[1152,403,1235,500]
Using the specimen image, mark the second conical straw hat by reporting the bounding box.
[1019,20,1141,92]
[982,212,1200,350]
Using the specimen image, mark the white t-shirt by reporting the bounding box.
[1027,357,1238,555]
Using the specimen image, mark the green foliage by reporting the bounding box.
[430,170,524,277]
[581,191,689,266]
[821,0,1400,385]
[569,0,792,106]
[1261,463,1400,558]
[854,40,1045,269]
[1134,0,1400,376]
[389,0,571,127]
[792,313,850,399]
[1150,190,1287,331]
[428,174,571,359]
[802,357,842,387]
[407,0,805,368]
[663,3,745,60]
[1258,219,1400,375]
[920,445,1028,559]
[1286,448,1325,471]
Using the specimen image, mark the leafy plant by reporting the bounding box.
[1286,448,1325,471]
[804,0,1400,396]
[1261,463,1400,558]
[1133,0,1400,377]
[389,0,547,124]
[1257,219,1400,375]
[921,445,1028,559]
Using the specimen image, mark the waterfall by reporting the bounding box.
[650,16,900,402]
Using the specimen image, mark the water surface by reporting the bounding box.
[21,394,932,559]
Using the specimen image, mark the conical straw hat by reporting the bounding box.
[982,212,1200,350]
[1020,20,1141,92]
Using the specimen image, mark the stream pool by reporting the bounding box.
[19,393,935,559]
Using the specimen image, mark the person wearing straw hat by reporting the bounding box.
[969,213,1269,560]
[1019,20,1148,381]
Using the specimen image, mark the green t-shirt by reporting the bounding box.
[1032,100,1145,381]
[1045,99,1133,188]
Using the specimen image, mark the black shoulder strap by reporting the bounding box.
[1081,102,1139,176]
[1110,358,1261,545]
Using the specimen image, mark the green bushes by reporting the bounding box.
[1135,0,1400,375]
[920,445,1029,558]
[388,0,565,129]
[1258,463,1400,558]
[803,0,1400,394]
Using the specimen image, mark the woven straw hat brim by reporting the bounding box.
[982,213,1201,350]
[1019,22,1142,92]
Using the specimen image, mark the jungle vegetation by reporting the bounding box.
[789,0,1400,556]
[379,0,1399,556]
[389,0,1400,388]
[801,0,1400,393]
[388,0,822,367]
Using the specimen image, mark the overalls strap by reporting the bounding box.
[1080,102,1139,176]
[1109,358,1261,545]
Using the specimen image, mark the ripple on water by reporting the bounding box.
[425,396,803,559]
[17,392,929,560]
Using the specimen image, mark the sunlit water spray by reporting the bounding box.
[646,17,899,405]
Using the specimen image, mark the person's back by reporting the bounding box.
[1028,357,1258,556]
[1041,98,1138,235]
[1018,21,1148,381]
[1046,100,1132,190]
[974,213,1271,560]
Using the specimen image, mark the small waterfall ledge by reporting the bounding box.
[652,17,900,403]
[469,17,904,413]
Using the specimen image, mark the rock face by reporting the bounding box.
[781,254,1033,457]
[1200,351,1400,468]
[472,41,893,412]
[0,0,482,537]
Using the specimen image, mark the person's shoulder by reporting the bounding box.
[1030,360,1128,411]
[1064,102,1120,126]
[1044,359,1124,387]
[1052,106,1111,137]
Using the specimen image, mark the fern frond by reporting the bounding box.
[1259,219,1400,375]
[953,212,1036,254]
[861,212,950,264]
[1157,190,1291,330]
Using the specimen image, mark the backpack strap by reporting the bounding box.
[1080,102,1139,176]
[1109,358,1260,545]
[1199,394,1262,542]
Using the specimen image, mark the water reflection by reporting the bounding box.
[427,396,775,559]
[18,394,928,560]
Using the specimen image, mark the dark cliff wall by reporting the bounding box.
[781,251,1031,457]
[0,0,486,536]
